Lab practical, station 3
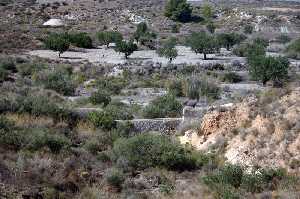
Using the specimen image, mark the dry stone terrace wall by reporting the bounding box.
[118,118,183,134]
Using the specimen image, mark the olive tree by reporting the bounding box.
[115,40,138,59]
[44,34,70,57]
[97,31,123,47]
[217,33,247,50]
[248,55,289,85]
[157,37,178,63]
[164,0,192,22]
[186,32,220,60]
[133,22,157,48]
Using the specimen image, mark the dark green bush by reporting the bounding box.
[0,67,9,82]
[0,58,16,72]
[96,77,128,95]
[105,168,125,189]
[164,0,192,22]
[17,62,45,77]
[89,91,111,106]
[104,102,134,120]
[276,34,291,44]
[203,164,290,197]
[221,72,242,83]
[243,24,254,34]
[97,31,123,47]
[143,94,182,118]
[88,111,116,130]
[0,117,22,149]
[26,129,70,153]
[36,69,76,96]
[112,134,201,171]
[67,32,93,48]
[46,134,70,153]
[44,33,70,57]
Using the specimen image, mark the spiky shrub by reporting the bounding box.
[186,76,220,100]
[105,168,125,190]
[143,94,182,118]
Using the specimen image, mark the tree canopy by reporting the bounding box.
[97,31,123,47]
[115,40,138,59]
[186,32,220,60]
[44,33,70,57]
[157,37,178,63]
[165,0,192,22]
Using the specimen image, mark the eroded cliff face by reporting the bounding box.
[180,88,300,173]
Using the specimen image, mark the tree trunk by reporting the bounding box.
[203,53,207,60]
[169,58,173,63]
[58,52,61,58]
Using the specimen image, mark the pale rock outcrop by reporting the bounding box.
[180,89,300,173]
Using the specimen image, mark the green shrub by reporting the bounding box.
[67,32,93,48]
[276,34,291,44]
[17,62,45,77]
[97,31,123,47]
[84,132,115,154]
[25,129,70,153]
[89,91,111,106]
[36,69,76,96]
[143,94,182,118]
[186,76,220,100]
[112,134,201,171]
[167,78,184,97]
[248,55,289,85]
[104,102,134,120]
[0,129,24,150]
[45,134,70,153]
[105,168,125,189]
[0,57,16,71]
[0,117,24,150]
[88,111,116,130]
[0,67,9,82]
[96,77,128,95]
[203,164,291,196]
[286,38,300,59]
[220,72,242,83]
[233,42,266,57]
[164,0,192,22]
[206,22,216,34]
[243,24,254,34]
